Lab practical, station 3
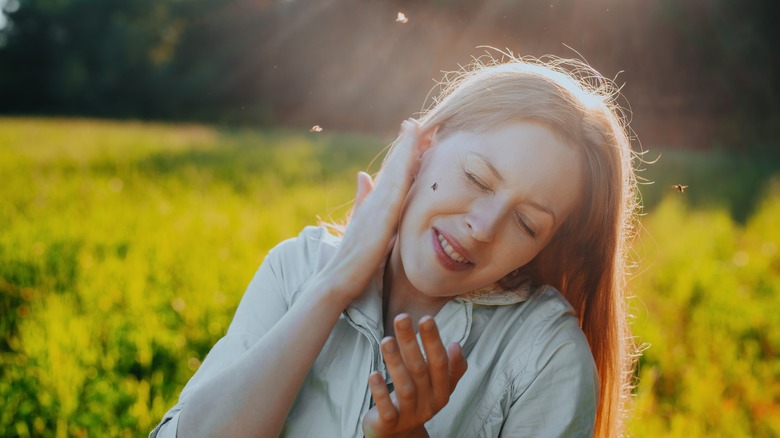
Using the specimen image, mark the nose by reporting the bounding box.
[465,199,505,242]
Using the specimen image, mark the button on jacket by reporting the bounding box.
[151,226,597,437]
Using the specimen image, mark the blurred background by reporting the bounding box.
[1,0,779,436]
[2,0,780,149]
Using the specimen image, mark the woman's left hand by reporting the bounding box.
[362,315,468,438]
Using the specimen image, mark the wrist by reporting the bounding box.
[411,426,430,438]
[364,427,429,438]
[308,273,355,312]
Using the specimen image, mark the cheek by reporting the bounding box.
[405,168,455,210]
[496,235,548,271]
[399,179,426,220]
[400,163,478,232]
[397,183,433,241]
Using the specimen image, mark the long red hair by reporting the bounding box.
[416,54,640,437]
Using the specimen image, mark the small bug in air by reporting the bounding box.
[431,182,438,191]
[672,184,688,192]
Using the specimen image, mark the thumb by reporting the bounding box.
[353,171,374,212]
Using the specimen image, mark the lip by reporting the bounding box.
[431,228,473,271]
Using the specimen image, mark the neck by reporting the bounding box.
[382,245,450,337]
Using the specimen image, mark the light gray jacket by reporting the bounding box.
[151,226,597,437]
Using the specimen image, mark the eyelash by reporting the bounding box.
[516,213,538,239]
[464,171,538,239]
[465,171,493,194]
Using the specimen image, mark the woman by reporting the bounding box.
[151,55,639,437]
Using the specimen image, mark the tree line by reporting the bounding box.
[1,0,778,150]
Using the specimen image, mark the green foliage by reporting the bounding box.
[0,118,778,436]
[629,190,780,436]
[0,0,251,119]
[0,117,383,436]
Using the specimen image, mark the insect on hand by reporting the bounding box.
[431,182,438,191]
[672,184,688,192]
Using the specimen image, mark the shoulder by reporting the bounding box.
[474,285,596,385]
[245,225,341,304]
[270,225,340,258]
[513,286,596,396]
[264,225,340,277]
[503,287,598,434]
[484,285,587,344]
[436,287,597,436]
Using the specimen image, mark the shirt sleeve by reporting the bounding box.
[149,226,335,438]
[498,325,598,438]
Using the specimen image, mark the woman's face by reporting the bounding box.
[393,121,583,297]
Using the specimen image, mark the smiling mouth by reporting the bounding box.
[436,232,470,264]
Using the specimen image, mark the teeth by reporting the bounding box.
[437,232,468,264]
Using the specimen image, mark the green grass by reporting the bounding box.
[629,192,780,436]
[0,117,778,437]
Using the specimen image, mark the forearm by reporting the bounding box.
[177,275,351,438]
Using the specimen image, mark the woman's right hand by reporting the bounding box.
[318,118,432,303]
[175,120,433,438]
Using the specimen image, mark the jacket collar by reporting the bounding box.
[343,269,474,351]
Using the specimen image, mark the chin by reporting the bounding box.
[406,269,467,298]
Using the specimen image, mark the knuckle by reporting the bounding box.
[395,382,417,399]
[407,361,428,377]
[434,393,450,410]
[380,408,398,423]
[420,405,435,420]
[428,353,448,369]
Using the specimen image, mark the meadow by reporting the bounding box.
[0,118,778,437]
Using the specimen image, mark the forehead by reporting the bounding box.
[436,121,582,217]
[441,121,577,169]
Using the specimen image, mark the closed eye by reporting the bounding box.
[515,212,538,239]
[465,171,493,194]
[465,167,538,239]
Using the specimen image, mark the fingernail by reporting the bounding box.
[420,316,435,332]
[396,315,412,330]
[382,338,397,353]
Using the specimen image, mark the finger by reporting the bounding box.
[416,124,438,159]
[394,314,432,396]
[447,342,468,391]
[402,119,423,171]
[398,118,419,137]
[352,171,374,212]
[385,234,397,255]
[368,371,398,426]
[418,316,450,408]
[378,120,421,181]
[381,336,418,414]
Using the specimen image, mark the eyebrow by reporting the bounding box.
[527,200,556,226]
[470,152,505,183]
[468,152,557,225]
